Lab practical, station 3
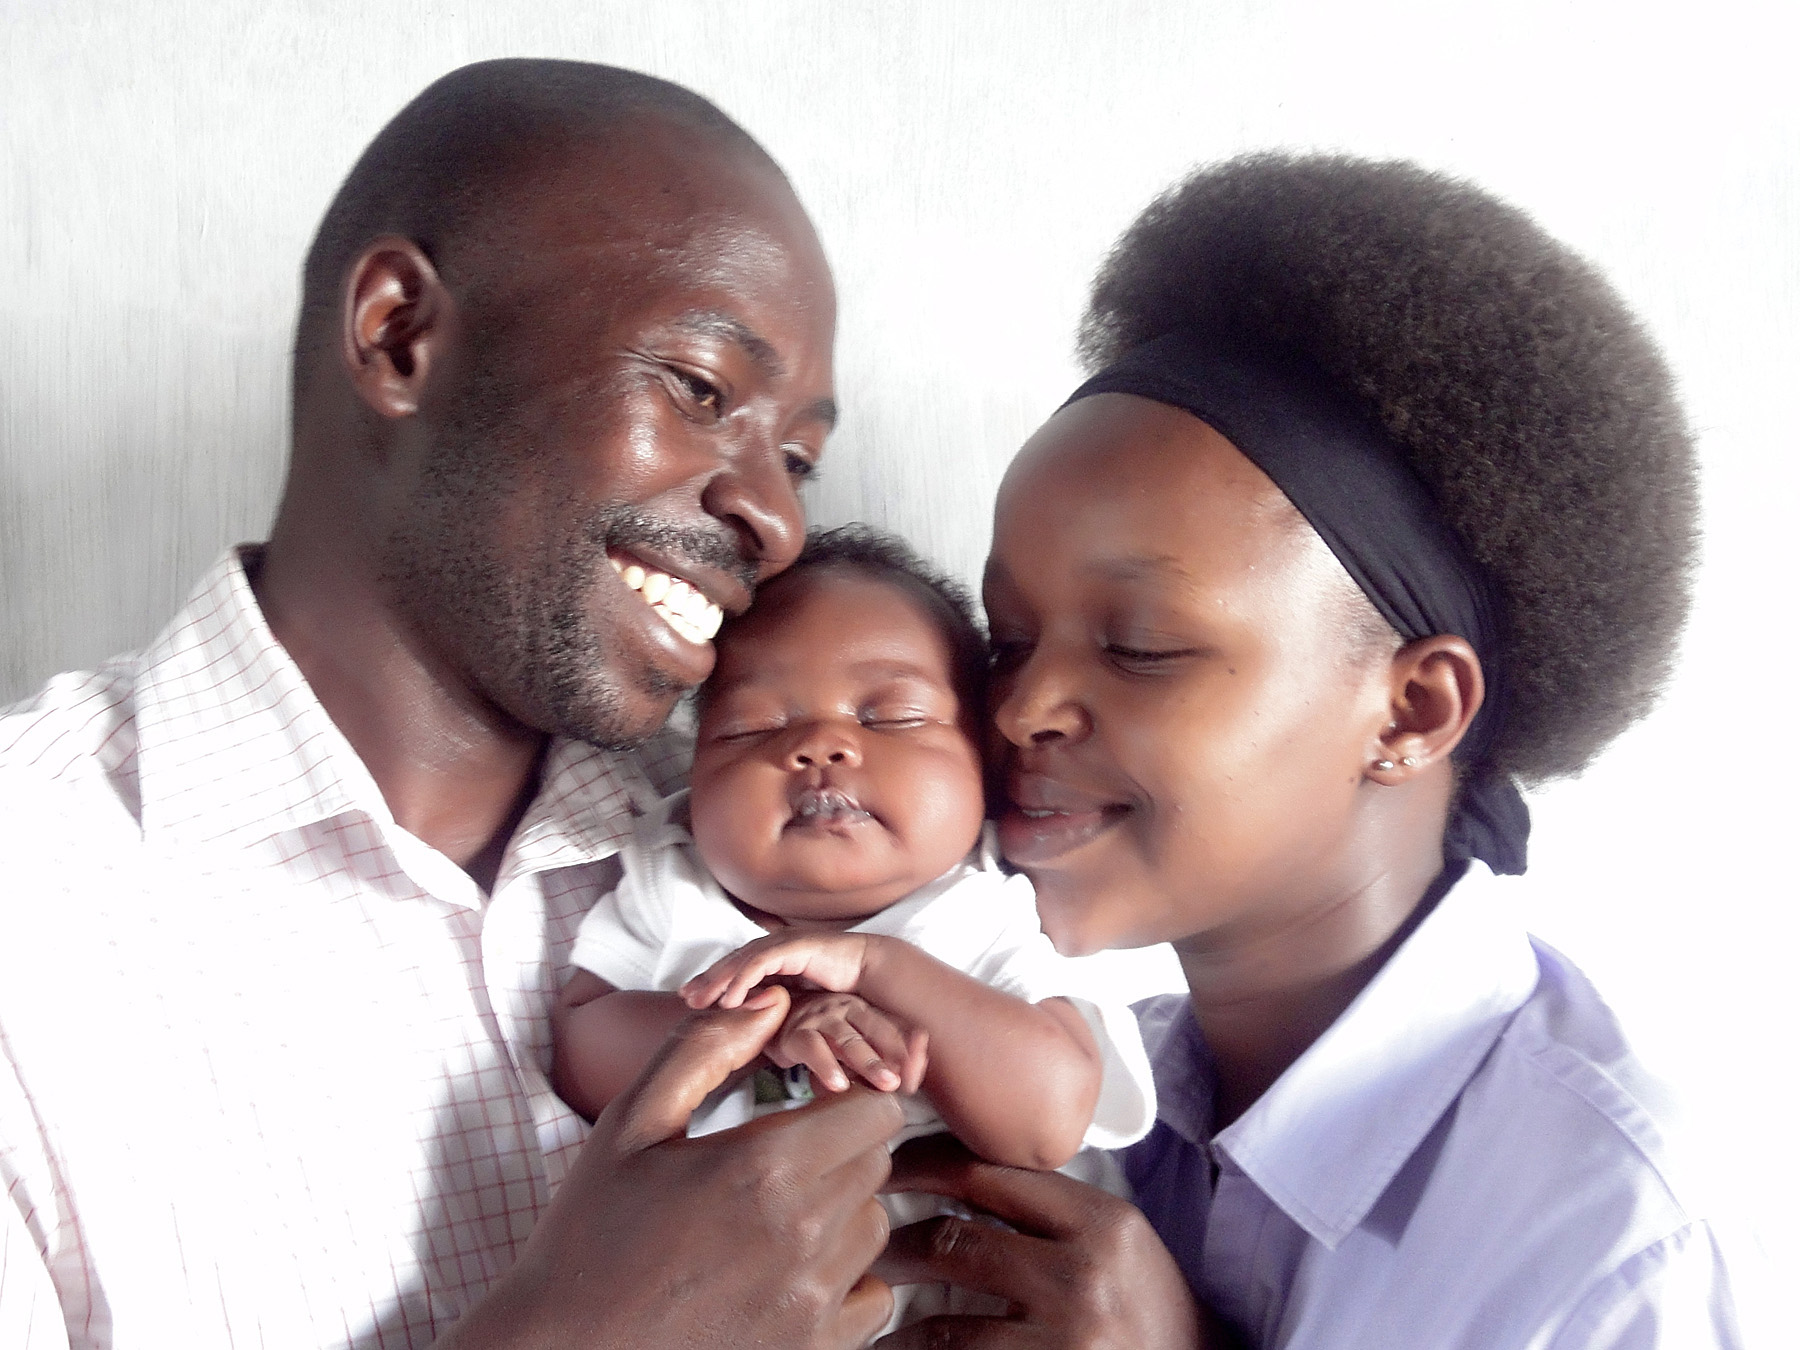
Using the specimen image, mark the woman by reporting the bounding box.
[877,155,1744,1347]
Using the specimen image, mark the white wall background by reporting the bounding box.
[5,0,1795,1288]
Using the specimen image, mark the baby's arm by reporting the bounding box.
[550,970,700,1120]
[684,934,1102,1170]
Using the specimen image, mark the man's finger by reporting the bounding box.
[837,1270,899,1347]
[886,1133,1121,1239]
[875,1212,1047,1301]
[598,986,791,1154]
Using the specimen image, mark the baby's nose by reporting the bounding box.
[785,722,863,770]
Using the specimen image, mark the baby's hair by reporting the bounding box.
[717,524,988,714]
[1080,153,1698,784]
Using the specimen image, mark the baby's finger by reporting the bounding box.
[678,956,740,1008]
[843,1005,913,1084]
[784,1026,851,1092]
[898,1028,930,1096]
[829,1026,901,1092]
[719,955,784,1009]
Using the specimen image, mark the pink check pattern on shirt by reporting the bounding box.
[0,549,689,1349]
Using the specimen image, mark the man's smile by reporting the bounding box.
[609,552,726,646]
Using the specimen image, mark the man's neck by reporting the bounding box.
[250,540,548,887]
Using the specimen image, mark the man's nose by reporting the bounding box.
[785,720,862,770]
[700,449,805,583]
[991,651,1092,748]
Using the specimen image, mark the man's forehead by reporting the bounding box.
[480,138,826,315]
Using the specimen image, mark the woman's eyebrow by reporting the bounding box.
[1091,554,1193,582]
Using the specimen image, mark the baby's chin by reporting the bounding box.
[739,871,936,927]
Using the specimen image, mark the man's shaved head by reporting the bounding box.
[294,58,779,389]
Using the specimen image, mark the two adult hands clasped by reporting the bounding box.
[440,985,1211,1349]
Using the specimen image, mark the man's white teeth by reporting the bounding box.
[610,556,724,644]
[1021,808,1059,819]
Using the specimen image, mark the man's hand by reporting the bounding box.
[682,930,876,1008]
[437,986,904,1350]
[873,1135,1237,1350]
[770,987,930,1094]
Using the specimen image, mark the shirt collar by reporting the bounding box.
[135,548,669,881]
[1163,866,1540,1250]
[134,547,373,847]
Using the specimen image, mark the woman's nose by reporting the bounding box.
[991,651,1091,748]
[784,721,863,770]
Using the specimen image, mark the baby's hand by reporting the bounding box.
[681,931,875,1011]
[769,989,929,1094]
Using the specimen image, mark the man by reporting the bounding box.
[0,59,901,1348]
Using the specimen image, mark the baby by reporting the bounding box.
[551,525,1153,1322]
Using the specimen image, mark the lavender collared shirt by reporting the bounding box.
[1119,865,1753,1348]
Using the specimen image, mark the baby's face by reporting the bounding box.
[689,566,986,926]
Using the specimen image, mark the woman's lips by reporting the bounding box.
[997,775,1129,866]
[996,805,1123,866]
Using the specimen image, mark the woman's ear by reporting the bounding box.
[1366,635,1485,783]
[340,236,451,419]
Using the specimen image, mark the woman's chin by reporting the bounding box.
[1032,889,1105,957]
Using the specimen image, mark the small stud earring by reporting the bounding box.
[1373,758,1396,772]
[1401,755,1421,768]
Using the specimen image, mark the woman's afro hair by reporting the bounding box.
[1080,153,1698,785]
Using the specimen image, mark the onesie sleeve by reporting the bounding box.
[958,872,1157,1151]
[567,829,678,990]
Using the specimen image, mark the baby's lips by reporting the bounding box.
[788,785,868,820]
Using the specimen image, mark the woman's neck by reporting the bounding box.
[1177,787,1457,1130]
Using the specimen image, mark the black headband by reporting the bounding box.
[1065,334,1528,875]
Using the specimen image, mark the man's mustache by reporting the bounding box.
[584,506,758,594]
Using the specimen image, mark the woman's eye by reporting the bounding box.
[1105,644,1196,669]
[988,639,1031,672]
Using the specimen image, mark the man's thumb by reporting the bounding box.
[596,985,791,1155]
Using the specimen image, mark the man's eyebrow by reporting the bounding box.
[673,311,782,378]
[672,312,837,430]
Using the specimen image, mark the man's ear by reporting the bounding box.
[340,236,451,419]
[1366,635,1486,783]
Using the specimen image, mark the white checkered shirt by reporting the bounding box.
[0,548,689,1349]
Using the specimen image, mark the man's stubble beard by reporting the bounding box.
[380,410,757,752]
